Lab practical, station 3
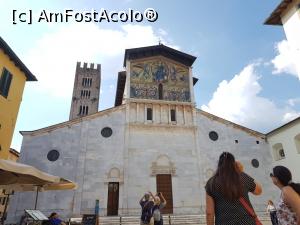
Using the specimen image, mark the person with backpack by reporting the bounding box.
[149,192,167,225]
[140,193,154,225]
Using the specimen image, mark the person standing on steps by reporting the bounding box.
[205,152,263,225]
[149,192,167,225]
[139,193,154,225]
[266,200,278,225]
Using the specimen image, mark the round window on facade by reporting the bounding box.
[209,131,219,141]
[251,159,259,168]
[101,127,113,138]
[47,150,60,162]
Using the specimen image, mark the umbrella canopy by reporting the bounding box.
[0,159,77,213]
[0,178,77,192]
[0,159,60,185]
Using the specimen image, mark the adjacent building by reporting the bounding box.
[264,0,300,182]
[266,117,300,182]
[0,37,37,159]
[265,0,300,77]
[7,45,277,222]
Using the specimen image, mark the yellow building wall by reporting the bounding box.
[0,49,27,159]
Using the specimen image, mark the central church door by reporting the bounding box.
[107,182,119,216]
[156,174,173,214]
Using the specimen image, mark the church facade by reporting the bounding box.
[8,45,277,222]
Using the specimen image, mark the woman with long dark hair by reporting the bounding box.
[270,166,300,225]
[205,152,262,225]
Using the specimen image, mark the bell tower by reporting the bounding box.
[69,62,101,120]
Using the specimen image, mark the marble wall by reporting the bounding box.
[7,103,277,223]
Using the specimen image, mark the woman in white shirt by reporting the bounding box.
[266,200,278,225]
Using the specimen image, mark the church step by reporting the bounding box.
[70,214,271,225]
[98,215,205,225]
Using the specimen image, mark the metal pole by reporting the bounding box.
[2,194,10,219]
[1,190,13,225]
[0,195,8,225]
[34,187,39,209]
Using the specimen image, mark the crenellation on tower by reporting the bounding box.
[69,61,101,120]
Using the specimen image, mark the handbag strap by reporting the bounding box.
[239,197,262,225]
[239,197,256,218]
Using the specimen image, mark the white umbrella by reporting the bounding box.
[0,159,60,185]
[0,158,77,222]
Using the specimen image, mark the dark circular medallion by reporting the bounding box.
[209,131,219,141]
[251,159,259,168]
[101,127,113,138]
[47,150,60,162]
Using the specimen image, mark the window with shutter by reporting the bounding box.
[0,68,13,98]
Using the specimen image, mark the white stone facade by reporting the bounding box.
[267,118,300,182]
[7,102,277,222]
[281,0,300,77]
[7,46,278,223]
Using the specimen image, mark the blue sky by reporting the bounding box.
[1,0,299,151]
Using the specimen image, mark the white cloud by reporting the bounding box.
[283,111,300,123]
[271,40,300,79]
[201,63,300,132]
[288,97,300,107]
[24,23,174,98]
[158,28,168,37]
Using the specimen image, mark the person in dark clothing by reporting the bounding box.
[140,193,153,225]
[205,152,262,225]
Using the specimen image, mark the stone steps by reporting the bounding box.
[99,215,205,225]
[71,214,271,225]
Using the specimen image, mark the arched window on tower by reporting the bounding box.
[86,106,89,115]
[79,106,82,115]
[158,83,163,100]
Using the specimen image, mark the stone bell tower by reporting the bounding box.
[69,62,101,120]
